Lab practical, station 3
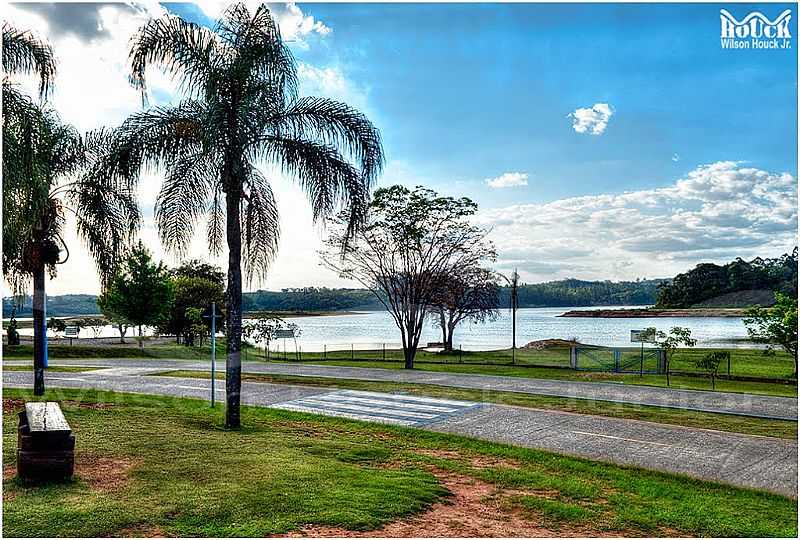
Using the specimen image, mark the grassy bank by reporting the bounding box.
[158,370,798,439]
[3,388,796,537]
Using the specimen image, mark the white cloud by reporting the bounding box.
[477,161,798,282]
[3,2,352,297]
[672,153,680,162]
[485,172,529,189]
[568,103,613,135]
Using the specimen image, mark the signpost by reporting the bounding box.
[274,328,296,360]
[631,328,656,377]
[202,303,223,407]
[64,326,79,346]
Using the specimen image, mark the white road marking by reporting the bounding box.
[295,397,439,419]
[571,430,671,447]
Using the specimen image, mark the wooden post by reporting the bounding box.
[324,344,327,361]
[382,343,386,362]
[351,343,354,361]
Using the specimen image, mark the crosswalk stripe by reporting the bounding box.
[292,397,439,419]
[339,390,476,407]
[270,390,479,427]
[307,394,460,413]
[276,404,418,426]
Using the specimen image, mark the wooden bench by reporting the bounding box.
[17,402,75,481]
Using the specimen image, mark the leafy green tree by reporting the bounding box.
[3,25,139,395]
[46,317,66,333]
[172,259,225,286]
[161,274,225,344]
[652,326,696,386]
[243,316,300,359]
[744,292,798,377]
[102,243,174,349]
[183,307,207,347]
[104,3,383,428]
[322,186,494,369]
[97,289,131,343]
[695,351,728,390]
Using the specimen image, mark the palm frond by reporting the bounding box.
[154,150,217,257]
[2,23,57,99]
[218,3,297,105]
[206,183,225,256]
[129,15,221,102]
[104,100,208,182]
[269,97,384,184]
[241,163,280,283]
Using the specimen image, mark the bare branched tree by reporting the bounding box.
[321,186,495,368]
[429,266,499,351]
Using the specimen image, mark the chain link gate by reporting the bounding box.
[574,347,665,374]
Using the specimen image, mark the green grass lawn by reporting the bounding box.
[159,370,798,439]
[2,388,796,537]
[1,340,254,361]
[4,343,795,396]
[1,365,102,373]
[256,358,798,397]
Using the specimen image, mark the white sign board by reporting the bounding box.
[274,329,295,339]
[64,326,79,338]
[630,329,655,343]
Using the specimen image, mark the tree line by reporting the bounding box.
[655,250,798,308]
[4,278,666,316]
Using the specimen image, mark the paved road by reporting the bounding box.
[3,368,797,497]
[6,358,797,420]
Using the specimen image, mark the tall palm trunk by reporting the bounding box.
[224,185,243,428]
[32,261,46,396]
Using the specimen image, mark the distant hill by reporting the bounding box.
[507,278,664,307]
[656,250,798,308]
[3,294,101,317]
[3,279,665,317]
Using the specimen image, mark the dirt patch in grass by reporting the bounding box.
[415,448,522,470]
[62,400,115,410]
[287,468,620,538]
[77,454,139,492]
[3,398,26,413]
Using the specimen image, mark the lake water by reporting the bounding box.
[279,306,752,351]
[10,306,753,351]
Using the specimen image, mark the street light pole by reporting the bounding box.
[211,302,216,407]
[498,269,520,364]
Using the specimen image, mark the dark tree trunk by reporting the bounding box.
[224,187,243,428]
[32,263,46,396]
[445,324,455,352]
[439,311,447,348]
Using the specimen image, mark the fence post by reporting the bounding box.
[324,344,327,361]
[570,347,577,369]
[459,345,462,364]
[728,353,731,377]
[351,343,354,361]
[382,343,386,362]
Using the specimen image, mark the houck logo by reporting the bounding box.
[720,9,793,49]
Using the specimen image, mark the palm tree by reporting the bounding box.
[3,25,140,395]
[105,3,383,427]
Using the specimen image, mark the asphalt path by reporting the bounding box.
[3,368,797,497]
[5,357,797,420]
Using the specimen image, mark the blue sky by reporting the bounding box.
[5,2,798,294]
[169,3,797,205]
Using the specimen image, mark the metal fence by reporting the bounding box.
[574,346,666,374]
[257,342,574,368]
